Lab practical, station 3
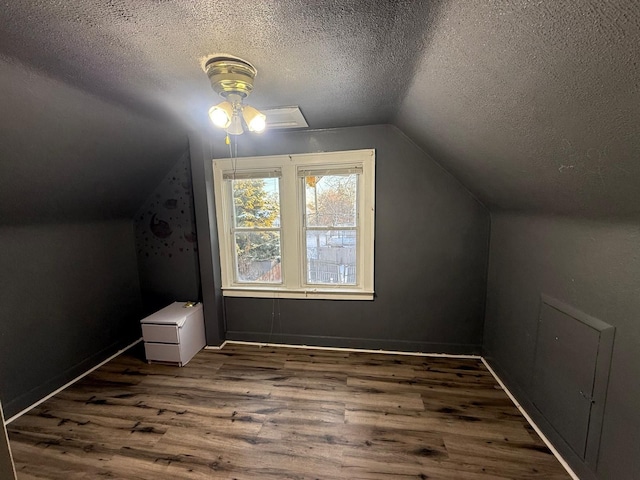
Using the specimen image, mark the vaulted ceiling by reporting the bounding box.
[1,0,639,222]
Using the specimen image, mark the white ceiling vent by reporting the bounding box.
[262,106,308,129]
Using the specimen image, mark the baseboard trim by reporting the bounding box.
[220,339,481,359]
[204,341,228,350]
[224,331,482,355]
[5,338,142,425]
[481,357,580,480]
[0,402,17,479]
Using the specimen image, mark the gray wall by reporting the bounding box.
[196,125,490,353]
[189,134,225,346]
[0,402,16,479]
[0,220,143,418]
[484,213,640,480]
[135,151,201,314]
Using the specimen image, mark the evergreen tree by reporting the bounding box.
[232,179,280,279]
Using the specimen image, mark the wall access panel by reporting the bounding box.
[532,295,614,469]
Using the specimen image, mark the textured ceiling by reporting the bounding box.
[397,1,640,218]
[1,0,639,220]
[0,0,434,130]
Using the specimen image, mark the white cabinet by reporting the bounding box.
[140,302,206,366]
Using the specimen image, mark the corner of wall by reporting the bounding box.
[388,123,490,215]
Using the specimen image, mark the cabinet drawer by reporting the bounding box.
[142,324,180,344]
[144,342,182,364]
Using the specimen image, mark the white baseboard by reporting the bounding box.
[5,338,142,425]
[220,340,481,359]
[0,402,17,479]
[481,358,580,480]
[204,340,228,350]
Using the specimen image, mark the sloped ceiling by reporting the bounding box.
[1,1,639,221]
[0,57,186,224]
[397,1,640,219]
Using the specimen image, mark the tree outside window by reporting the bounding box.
[231,178,281,282]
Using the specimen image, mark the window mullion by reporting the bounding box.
[280,163,300,290]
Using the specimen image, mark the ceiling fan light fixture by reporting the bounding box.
[242,105,267,133]
[204,55,267,135]
[205,56,257,99]
[226,113,244,136]
[208,101,233,128]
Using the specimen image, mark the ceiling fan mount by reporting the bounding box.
[204,56,257,99]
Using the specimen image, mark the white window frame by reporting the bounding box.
[213,149,375,300]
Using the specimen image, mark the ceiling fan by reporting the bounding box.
[204,55,307,136]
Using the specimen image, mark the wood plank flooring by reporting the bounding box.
[7,343,571,479]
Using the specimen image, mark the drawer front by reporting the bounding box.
[144,342,182,364]
[142,324,180,344]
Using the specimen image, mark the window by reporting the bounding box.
[213,149,375,300]
[228,173,282,283]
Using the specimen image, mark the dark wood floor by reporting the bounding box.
[7,343,571,479]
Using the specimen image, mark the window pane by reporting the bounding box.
[234,231,281,283]
[305,174,357,227]
[306,230,356,285]
[232,178,280,228]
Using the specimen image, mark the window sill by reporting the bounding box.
[222,287,374,301]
